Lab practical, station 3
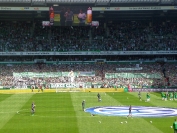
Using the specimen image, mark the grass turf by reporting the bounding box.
[0,92,175,133]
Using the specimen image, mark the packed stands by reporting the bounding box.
[0,21,177,52]
[0,20,176,89]
[0,63,176,89]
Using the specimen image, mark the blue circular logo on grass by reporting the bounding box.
[85,106,177,117]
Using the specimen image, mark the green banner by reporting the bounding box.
[105,73,161,79]
[13,71,95,77]
[13,72,62,77]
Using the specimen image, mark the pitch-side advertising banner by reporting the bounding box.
[92,6,177,11]
[132,88,177,92]
[50,83,85,88]
[0,51,177,56]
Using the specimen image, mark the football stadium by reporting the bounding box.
[0,0,177,133]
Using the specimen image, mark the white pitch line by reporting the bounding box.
[0,112,16,114]
[17,112,97,118]
[35,115,97,118]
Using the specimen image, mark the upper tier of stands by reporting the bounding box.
[0,21,177,52]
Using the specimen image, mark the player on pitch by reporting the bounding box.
[138,91,142,101]
[173,119,177,133]
[174,91,177,101]
[146,93,150,102]
[127,105,132,118]
[161,92,165,100]
[31,102,36,116]
[97,93,101,102]
[169,92,173,101]
[82,100,85,111]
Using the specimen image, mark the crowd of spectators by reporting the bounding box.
[0,63,176,89]
[0,20,177,89]
[0,21,177,51]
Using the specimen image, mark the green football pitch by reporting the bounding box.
[0,92,176,133]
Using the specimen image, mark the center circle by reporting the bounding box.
[85,106,177,117]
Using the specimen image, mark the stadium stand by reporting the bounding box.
[0,1,176,90]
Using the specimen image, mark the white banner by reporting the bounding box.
[116,67,143,71]
[79,71,95,76]
[92,6,177,11]
[0,51,176,55]
[50,83,85,88]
